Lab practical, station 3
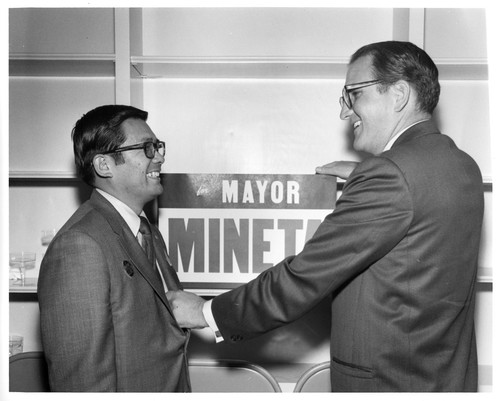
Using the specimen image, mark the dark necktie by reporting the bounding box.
[139,216,180,291]
[139,216,162,282]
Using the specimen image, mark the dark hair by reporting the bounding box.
[350,41,440,114]
[72,104,148,186]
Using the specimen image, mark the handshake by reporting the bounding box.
[166,290,210,329]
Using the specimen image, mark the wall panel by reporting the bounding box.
[9,8,115,55]
[139,8,394,58]
[143,78,357,175]
[424,9,487,59]
[9,77,115,174]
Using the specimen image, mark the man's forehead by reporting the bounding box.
[121,118,156,142]
[346,55,374,84]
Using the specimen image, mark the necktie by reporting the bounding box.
[138,216,162,282]
[138,216,179,291]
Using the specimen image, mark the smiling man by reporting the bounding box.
[38,105,190,392]
[339,43,440,157]
[167,41,484,391]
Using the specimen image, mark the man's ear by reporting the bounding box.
[392,80,411,112]
[92,155,113,178]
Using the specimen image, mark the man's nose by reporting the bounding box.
[153,150,165,164]
[339,102,352,120]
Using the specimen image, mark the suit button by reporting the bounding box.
[230,335,243,342]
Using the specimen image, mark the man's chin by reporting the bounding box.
[352,140,363,153]
[154,184,164,196]
[146,183,164,198]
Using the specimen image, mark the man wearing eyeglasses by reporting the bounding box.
[167,41,484,391]
[38,105,191,392]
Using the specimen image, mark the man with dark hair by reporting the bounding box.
[167,41,484,391]
[38,105,191,392]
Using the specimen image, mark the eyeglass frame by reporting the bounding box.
[339,79,384,110]
[101,140,166,159]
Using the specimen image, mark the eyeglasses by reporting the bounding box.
[339,79,383,110]
[102,140,166,159]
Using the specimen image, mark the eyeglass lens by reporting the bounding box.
[342,87,351,109]
[145,142,165,159]
[339,80,382,110]
[339,87,352,109]
[145,142,165,158]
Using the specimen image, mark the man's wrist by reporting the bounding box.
[202,299,224,342]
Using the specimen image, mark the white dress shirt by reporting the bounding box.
[96,189,168,291]
[383,119,429,152]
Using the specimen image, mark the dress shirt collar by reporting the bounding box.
[96,188,145,236]
[383,119,430,152]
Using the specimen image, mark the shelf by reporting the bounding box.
[9,172,492,191]
[9,278,38,293]
[477,268,492,284]
[131,56,349,79]
[130,56,488,80]
[9,54,116,77]
[435,59,489,81]
[9,54,488,80]
[9,171,79,182]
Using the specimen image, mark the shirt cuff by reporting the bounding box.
[202,299,224,343]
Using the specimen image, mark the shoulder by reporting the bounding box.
[50,200,119,259]
[60,203,107,234]
[385,130,481,186]
[346,156,407,190]
[336,156,413,221]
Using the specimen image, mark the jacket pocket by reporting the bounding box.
[330,356,375,379]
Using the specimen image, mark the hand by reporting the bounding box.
[166,290,208,329]
[315,161,359,179]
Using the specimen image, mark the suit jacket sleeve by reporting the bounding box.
[38,230,117,391]
[211,156,414,341]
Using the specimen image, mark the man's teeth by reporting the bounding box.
[353,121,361,129]
[147,172,160,178]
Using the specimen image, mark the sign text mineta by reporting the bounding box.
[158,173,336,288]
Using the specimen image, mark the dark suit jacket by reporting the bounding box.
[38,190,191,392]
[212,120,484,391]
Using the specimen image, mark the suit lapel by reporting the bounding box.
[88,191,174,313]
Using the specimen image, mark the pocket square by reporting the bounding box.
[123,260,135,277]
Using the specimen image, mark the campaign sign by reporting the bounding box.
[158,173,336,289]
